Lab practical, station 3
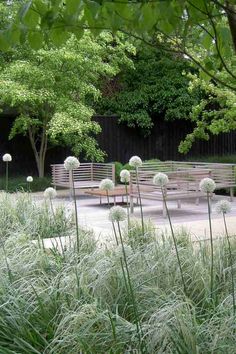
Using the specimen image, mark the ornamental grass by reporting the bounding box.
[0,196,235,352]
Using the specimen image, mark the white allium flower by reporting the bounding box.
[215,200,232,214]
[129,156,142,168]
[109,206,127,222]
[26,176,33,183]
[64,156,80,170]
[120,169,130,183]
[199,178,216,193]
[2,153,12,162]
[44,187,57,199]
[99,178,114,191]
[153,172,169,187]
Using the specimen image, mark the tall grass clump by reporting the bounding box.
[0,192,73,242]
[0,192,235,352]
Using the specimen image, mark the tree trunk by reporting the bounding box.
[225,1,236,53]
[28,126,48,178]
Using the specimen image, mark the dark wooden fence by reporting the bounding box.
[0,114,236,175]
[94,116,236,164]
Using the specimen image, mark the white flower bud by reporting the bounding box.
[2,153,12,162]
[109,206,127,222]
[99,178,114,191]
[64,156,80,171]
[153,172,169,187]
[199,178,216,193]
[129,156,142,168]
[44,187,57,199]
[120,169,130,183]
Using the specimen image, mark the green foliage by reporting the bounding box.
[0,176,51,192]
[3,1,236,91]
[179,67,236,153]
[0,4,134,176]
[0,193,73,240]
[114,161,133,183]
[98,46,200,134]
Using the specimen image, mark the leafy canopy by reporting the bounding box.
[97,45,200,134]
[0,19,134,175]
[2,1,236,87]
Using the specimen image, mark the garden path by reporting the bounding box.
[33,190,236,247]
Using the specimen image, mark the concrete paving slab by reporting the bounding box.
[32,189,236,247]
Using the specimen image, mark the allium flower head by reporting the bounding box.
[120,169,130,183]
[199,178,216,193]
[44,187,57,199]
[215,200,232,214]
[153,172,169,187]
[64,156,80,171]
[99,178,114,191]
[109,206,127,222]
[2,153,12,162]
[129,156,142,168]
[26,176,33,183]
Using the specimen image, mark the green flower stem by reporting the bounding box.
[161,187,187,295]
[27,182,31,193]
[106,191,110,206]
[135,167,144,236]
[5,162,8,192]
[207,192,214,300]
[112,221,129,294]
[125,183,130,228]
[223,212,236,316]
[72,172,80,254]
[117,221,144,353]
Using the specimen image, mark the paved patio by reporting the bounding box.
[33,189,236,245]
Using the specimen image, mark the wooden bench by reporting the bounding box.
[130,169,211,217]
[51,163,115,197]
[138,161,236,201]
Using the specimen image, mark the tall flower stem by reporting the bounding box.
[223,212,235,316]
[117,221,144,353]
[72,172,80,254]
[207,192,214,300]
[49,198,65,258]
[125,183,130,229]
[106,191,110,206]
[135,167,144,236]
[27,182,31,193]
[112,221,129,293]
[161,187,187,295]
[5,162,8,192]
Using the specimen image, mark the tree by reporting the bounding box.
[2,1,236,88]
[0,30,134,176]
[97,45,200,134]
[2,0,236,152]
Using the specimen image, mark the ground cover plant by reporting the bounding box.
[0,192,73,241]
[0,212,236,353]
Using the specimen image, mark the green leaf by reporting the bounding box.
[50,28,69,46]
[28,31,44,49]
[0,32,10,51]
[66,0,83,14]
[23,9,40,28]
